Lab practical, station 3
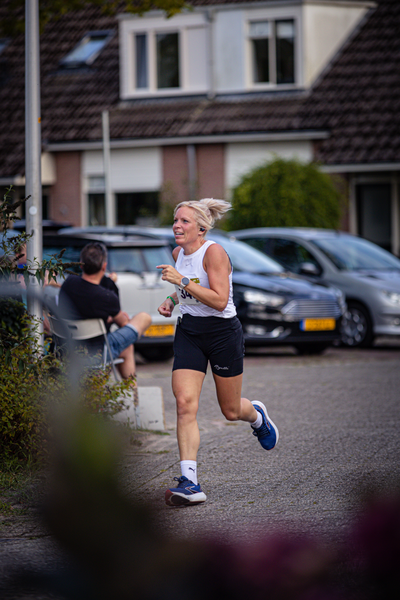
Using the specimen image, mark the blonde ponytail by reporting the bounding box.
[174,198,231,233]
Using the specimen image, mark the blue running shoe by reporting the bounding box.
[251,401,279,450]
[165,476,207,506]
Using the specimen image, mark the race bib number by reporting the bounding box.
[176,277,201,305]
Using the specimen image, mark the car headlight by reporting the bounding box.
[381,290,400,305]
[243,290,285,307]
[333,287,346,310]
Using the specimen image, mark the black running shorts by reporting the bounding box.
[172,314,244,377]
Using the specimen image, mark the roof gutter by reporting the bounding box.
[321,163,400,174]
[46,130,329,152]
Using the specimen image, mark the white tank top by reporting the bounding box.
[174,240,237,318]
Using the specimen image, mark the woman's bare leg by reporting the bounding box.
[213,373,258,422]
[172,369,205,460]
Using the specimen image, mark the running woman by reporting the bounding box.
[157,198,278,506]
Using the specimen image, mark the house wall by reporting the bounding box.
[213,10,245,92]
[225,140,314,193]
[161,143,225,207]
[51,152,82,225]
[162,145,189,205]
[82,147,162,191]
[196,144,225,200]
[303,2,370,87]
[41,152,56,186]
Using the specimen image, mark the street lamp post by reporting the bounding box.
[102,110,114,228]
[25,0,43,335]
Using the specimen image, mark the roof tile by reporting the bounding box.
[0,0,398,177]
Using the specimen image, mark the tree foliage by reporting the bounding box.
[228,158,342,231]
[0,187,77,289]
[1,0,188,36]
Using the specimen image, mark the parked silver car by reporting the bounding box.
[230,227,400,347]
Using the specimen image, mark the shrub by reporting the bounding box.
[0,313,130,464]
[0,297,26,343]
[228,158,343,231]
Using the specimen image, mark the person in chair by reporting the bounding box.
[59,242,151,381]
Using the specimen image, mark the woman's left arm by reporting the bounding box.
[157,244,231,312]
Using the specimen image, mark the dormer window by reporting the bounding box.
[135,34,148,88]
[135,31,180,90]
[249,19,295,86]
[157,32,180,89]
[60,31,113,68]
[120,13,208,98]
[250,21,270,83]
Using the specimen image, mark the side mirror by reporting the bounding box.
[300,262,320,276]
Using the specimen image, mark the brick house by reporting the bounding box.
[0,0,399,253]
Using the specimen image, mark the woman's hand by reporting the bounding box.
[156,264,181,286]
[158,297,176,318]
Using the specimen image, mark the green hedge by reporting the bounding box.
[228,158,342,231]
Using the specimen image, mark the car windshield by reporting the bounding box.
[108,246,173,273]
[142,246,173,270]
[107,248,143,273]
[210,236,283,274]
[43,244,82,273]
[312,236,400,271]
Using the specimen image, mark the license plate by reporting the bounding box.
[300,318,336,331]
[143,324,175,337]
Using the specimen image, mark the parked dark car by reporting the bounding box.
[209,233,345,354]
[91,227,344,354]
[231,227,400,347]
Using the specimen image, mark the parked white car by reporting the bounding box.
[44,230,177,360]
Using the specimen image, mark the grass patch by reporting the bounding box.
[0,499,14,516]
[0,456,44,511]
[0,457,36,491]
[0,499,29,517]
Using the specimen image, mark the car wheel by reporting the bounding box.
[341,302,374,348]
[138,346,174,361]
[294,342,330,355]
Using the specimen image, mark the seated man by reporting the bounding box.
[59,241,151,381]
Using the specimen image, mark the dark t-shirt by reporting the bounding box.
[100,275,119,298]
[59,274,120,331]
[58,274,121,355]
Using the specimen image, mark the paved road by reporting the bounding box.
[128,340,400,544]
[1,339,400,598]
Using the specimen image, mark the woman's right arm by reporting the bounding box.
[158,246,180,317]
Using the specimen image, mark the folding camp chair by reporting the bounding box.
[47,316,123,380]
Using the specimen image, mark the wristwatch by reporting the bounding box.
[180,276,190,288]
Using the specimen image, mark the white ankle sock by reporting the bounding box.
[251,411,263,429]
[180,460,198,485]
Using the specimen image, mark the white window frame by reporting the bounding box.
[120,12,208,98]
[245,6,302,91]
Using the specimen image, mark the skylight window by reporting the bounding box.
[60,31,113,68]
[0,39,10,55]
